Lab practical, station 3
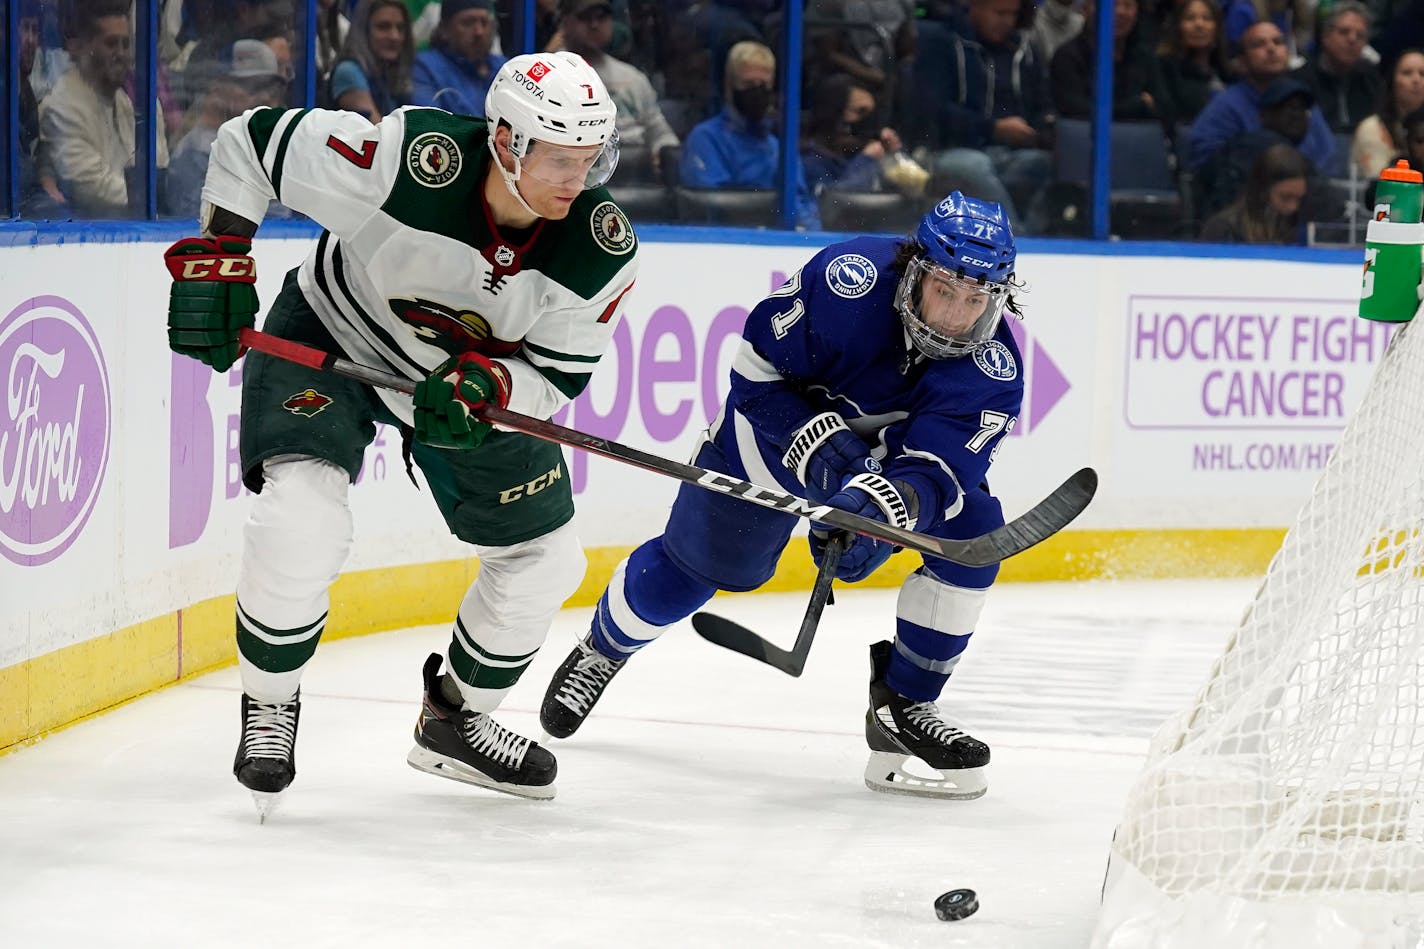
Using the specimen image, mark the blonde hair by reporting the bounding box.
[724,40,775,95]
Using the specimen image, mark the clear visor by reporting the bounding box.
[518,129,620,190]
[894,258,1009,359]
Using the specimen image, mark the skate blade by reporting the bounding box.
[863,751,987,800]
[406,746,555,801]
[250,790,285,823]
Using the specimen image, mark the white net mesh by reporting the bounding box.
[1095,318,1424,948]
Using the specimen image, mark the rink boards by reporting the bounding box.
[0,229,1375,750]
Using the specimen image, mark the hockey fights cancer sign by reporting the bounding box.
[1124,293,1392,474]
[0,295,111,566]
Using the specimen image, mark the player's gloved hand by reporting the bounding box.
[782,411,879,503]
[412,351,511,449]
[809,473,916,583]
[164,235,259,372]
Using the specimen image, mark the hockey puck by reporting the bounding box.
[934,888,979,921]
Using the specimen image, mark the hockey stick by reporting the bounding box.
[691,533,848,676]
[236,328,1097,566]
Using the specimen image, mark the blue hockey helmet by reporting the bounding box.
[895,192,1017,359]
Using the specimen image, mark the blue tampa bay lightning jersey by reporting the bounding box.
[714,235,1025,534]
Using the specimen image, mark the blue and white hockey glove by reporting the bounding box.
[809,473,917,583]
[782,412,880,504]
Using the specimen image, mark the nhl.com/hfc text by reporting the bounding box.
[1191,441,1335,471]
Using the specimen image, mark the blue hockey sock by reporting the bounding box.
[590,537,715,661]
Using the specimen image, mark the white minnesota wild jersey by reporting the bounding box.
[202,105,639,423]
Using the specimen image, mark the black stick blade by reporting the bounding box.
[692,612,802,676]
[937,467,1099,567]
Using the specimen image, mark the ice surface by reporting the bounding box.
[0,579,1257,948]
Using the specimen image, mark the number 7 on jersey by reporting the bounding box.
[326,135,377,169]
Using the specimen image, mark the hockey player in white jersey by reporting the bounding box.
[164,52,639,813]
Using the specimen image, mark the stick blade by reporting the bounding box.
[937,466,1099,567]
[691,612,803,676]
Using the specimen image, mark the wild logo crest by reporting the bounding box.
[282,388,333,417]
[388,298,520,357]
[406,132,461,188]
[590,202,635,255]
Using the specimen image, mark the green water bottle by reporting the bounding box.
[1374,159,1423,223]
[1361,161,1424,322]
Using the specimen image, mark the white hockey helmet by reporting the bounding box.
[484,51,619,189]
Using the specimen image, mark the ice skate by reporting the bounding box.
[539,634,627,739]
[234,691,301,823]
[864,640,989,800]
[407,653,556,800]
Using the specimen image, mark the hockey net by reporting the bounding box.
[1094,318,1424,949]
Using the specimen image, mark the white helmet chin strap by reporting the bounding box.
[495,164,538,222]
[489,135,542,219]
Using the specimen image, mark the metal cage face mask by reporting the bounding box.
[515,128,621,190]
[894,257,1009,359]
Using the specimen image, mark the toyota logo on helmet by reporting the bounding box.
[485,52,618,156]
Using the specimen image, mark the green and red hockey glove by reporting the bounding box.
[413,351,512,449]
[164,235,259,372]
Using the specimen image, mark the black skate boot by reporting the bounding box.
[234,691,301,822]
[406,653,557,800]
[539,634,627,739]
[864,640,989,799]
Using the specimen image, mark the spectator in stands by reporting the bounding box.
[1200,141,1309,242]
[1201,76,1321,215]
[1152,0,1229,128]
[1352,48,1424,176]
[680,40,820,228]
[1030,0,1084,64]
[166,40,288,220]
[1221,0,1306,60]
[411,0,505,114]
[800,74,928,196]
[541,0,635,56]
[330,0,415,122]
[37,0,170,218]
[557,0,679,182]
[909,0,1053,233]
[804,0,917,120]
[1290,2,1381,134]
[1187,21,1341,175]
[175,0,293,113]
[1050,0,1159,120]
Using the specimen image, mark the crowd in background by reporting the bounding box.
[7,0,1424,244]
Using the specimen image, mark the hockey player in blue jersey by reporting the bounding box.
[539,192,1024,799]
